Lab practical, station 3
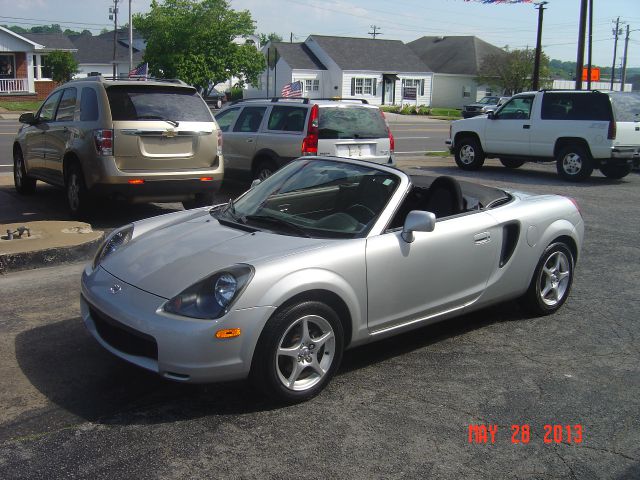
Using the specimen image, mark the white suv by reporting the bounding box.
[215,98,395,180]
[447,90,640,181]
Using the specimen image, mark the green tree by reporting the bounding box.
[259,32,283,45]
[477,48,551,95]
[46,51,79,83]
[133,0,265,89]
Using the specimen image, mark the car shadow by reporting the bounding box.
[13,301,524,435]
[410,162,635,188]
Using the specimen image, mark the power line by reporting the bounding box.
[368,25,382,39]
[0,15,111,27]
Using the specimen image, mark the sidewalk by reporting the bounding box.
[0,176,104,274]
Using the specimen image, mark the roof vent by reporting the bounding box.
[435,36,445,42]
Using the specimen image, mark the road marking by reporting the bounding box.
[395,151,427,155]
[0,132,16,135]
[0,164,12,166]
[395,136,430,139]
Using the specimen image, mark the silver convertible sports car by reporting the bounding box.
[81,157,584,402]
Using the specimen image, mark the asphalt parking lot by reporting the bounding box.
[0,159,639,479]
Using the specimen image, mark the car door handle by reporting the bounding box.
[523,124,530,129]
[474,232,491,244]
[246,138,254,143]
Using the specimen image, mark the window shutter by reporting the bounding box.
[351,78,355,96]
[420,79,425,96]
[373,79,377,96]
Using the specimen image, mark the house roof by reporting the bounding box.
[307,35,431,73]
[407,36,505,75]
[68,33,144,64]
[271,42,326,70]
[21,33,77,51]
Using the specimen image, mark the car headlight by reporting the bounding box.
[163,265,254,319]
[93,224,134,269]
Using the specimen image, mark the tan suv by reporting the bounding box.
[13,76,223,217]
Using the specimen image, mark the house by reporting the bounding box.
[0,26,77,100]
[69,29,145,78]
[407,36,505,108]
[248,35,433,106]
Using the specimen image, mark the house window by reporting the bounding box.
[463,85,471,98]
[402,78,424,99]
[0,54,16,79]
[351,77,376,96]
[304,79,319,92]
[33,54,52,80]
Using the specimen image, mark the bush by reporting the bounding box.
[228,86,244,101]
[400,105,416,115]
[416,105,430,115]
[379,105,401,113]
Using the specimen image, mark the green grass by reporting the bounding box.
[429,108,462,119]
[0,100,42,111]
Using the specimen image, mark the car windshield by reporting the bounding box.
[477,97,498,105]
[318,106,388,139]
[213,159,400,239]
[106,85,213,122]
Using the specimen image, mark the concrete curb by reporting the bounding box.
[0,232,104,275]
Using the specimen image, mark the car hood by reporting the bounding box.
[101,215,332,299]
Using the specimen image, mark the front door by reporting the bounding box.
[45,87,78,184]
[223,106,267,173]
[24,90,62,175]
[366,212,499,332]
[484,95,534,156]
[382,79,395,105]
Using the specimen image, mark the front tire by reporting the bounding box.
[253,159,277,181]
[499,158,525,169]
[556,145,593,181]
[454,137,485,170]
[250,300,344,403]
[520,242,574,316]
[600,164,632,179]
[66,163,91,219]
[13,148,36,194]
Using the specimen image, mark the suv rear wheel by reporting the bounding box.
[254,159,277,181]
[454,137,485,170]
[66,163,91,219]
[556,144,593,181]
[13,148,36,194]
[499,158,525,169]
[600,164,632,180]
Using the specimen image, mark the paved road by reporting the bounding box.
[1,160,638,479]
[0,118,449,176]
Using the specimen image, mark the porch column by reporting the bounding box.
[26,50,35,93]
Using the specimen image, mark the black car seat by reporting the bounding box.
[422,176,465,218]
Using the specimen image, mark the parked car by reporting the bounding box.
[13,76,224,217]
[461,96,510,118]
[214,97,395,181]
[447,90,640,181]
[203,90,227,110]
[81,156,583,403]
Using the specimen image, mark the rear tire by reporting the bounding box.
[253,159,277,181]
[13,148,36,194]
[454,137,485,170]
[65,163,91,219]
[499,158,525,169]
[600,164,632,179]
[182,191,215,210]
[250,300,344,404]
[556,144,593,181]
[519,242,574,316]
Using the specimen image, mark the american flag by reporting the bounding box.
[128,63,148,79]
[281,80,302,98]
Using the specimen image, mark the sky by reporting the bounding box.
[1,0,639,68]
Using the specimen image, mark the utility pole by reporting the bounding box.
[620,24,630,91]
[610,17,622,90]
[368,25,382,39]
[109,0,119,78]
[290,32,293,43]
[532,1,548,91]
[587,0,593,89]
[574,0,587,90]
[128,0,132,72]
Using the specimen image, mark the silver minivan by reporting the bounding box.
[215,98,395,180]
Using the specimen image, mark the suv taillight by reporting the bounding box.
[301,104,319,155]
[380,110,394,153]
[217,129,223,156]
[607,120,616,140]
[94,129,113,156]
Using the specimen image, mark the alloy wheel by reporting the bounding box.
[562,153,583,176]
[67,173,81,212]
[538,251,571,307]
[459,145,476,165]
[14,156,23,188]
[275,314,336,392]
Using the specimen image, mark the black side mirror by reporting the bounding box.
[18,112,37,125]
[487,111,495,120]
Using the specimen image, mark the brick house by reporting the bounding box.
[0,26,77,100]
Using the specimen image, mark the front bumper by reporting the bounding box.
[610,146,640,167]
[81,265,276,383]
